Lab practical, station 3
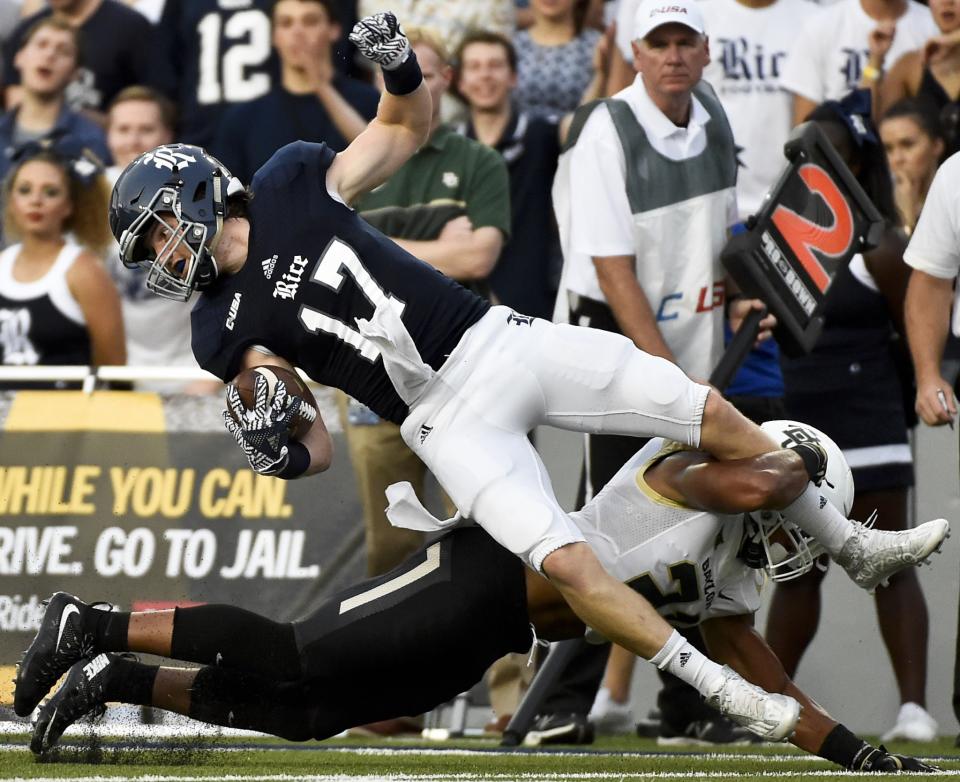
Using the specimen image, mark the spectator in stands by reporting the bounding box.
[878,0,960,155]
[105,86,174,177]
[902,152,960,748]
[513,0,603,117]
[0,17,109,189]
[695,0,805,225]
[517,0,605,30]
[778,0,937,125]
[880,97,947,233]
[454,29,603,319]
[766,92,938,744]
[2,0,170,123]
[213,0,379,185]
[902,160,960,423]
[154,0,276,150]
[0,142,123,383]
[105,86,218,394]
[880,98,960,442]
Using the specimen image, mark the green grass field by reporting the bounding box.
[1,728,959,781]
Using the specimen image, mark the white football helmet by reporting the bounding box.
[745,419,855,582]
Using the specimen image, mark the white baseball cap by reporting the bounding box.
[633,0,705,41]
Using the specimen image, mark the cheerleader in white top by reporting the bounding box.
[0,143,124,384]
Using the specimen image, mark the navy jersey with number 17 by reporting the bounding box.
[191,142,490,424]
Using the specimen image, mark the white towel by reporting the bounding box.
[355,299,434,404]
[385,481,465,532]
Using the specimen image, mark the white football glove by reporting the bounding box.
[223,374,302,476]
[349,12,411,70]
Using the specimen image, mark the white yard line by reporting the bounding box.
[0,723,261,739]
[1,773,960,782]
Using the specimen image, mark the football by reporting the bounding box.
[227,365,319,440]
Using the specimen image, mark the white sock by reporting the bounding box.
[649,630,724,695]
[781,483,853,558]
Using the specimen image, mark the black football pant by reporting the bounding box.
[121,528,530,741]
[137,603,428,742]
[159,604,340,741]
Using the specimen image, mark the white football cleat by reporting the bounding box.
[704,666,799,742]
[881,702,939,743]
[839,518,950,592]
[589,687,634,735]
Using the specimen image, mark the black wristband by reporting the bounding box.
[791,442,826,484]
[818,723,870,769]
[382,49,422,95]
[277,440,311,480]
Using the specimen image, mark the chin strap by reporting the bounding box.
[737,515,766,569]
[194,250,219,291]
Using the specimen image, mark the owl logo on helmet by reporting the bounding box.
[109,143,244,302]
[141,147,197,171]
[741,420,855,582]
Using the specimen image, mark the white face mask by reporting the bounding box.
[746,511,824,583]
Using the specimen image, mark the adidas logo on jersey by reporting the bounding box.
[419,424,433,444]
[678,651,692,668]
[261,255,278,279]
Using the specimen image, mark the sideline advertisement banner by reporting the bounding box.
[0,391,364,702]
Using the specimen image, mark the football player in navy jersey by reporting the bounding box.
[103,12,949,744]
[154,0,278,150]
[22,421,942,771]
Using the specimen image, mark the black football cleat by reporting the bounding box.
[14,593,101,717]
[522,713,595,746]
[30,653,115,755]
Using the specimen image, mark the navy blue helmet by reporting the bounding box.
[109,143,243,301]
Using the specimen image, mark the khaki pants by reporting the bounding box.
[486,652,536,720]
[338,393,429,576]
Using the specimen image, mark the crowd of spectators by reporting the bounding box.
[0,0,955,748]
